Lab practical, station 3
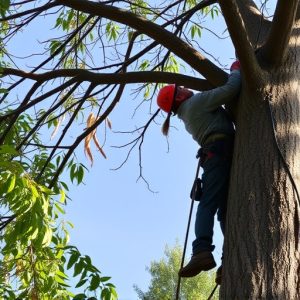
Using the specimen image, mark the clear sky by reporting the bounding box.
[7,2,239,299]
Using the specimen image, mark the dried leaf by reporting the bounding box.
[50,114,65,140]
[84,136,94,165]
[84,113,97,165]
[84,112,108,164]
[106,118,112,130]
[92,134,107,159]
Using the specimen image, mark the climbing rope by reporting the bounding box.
[207,283,218,300]
[267,100,300,250]
[175,156,201,300]
[267,100,300,205]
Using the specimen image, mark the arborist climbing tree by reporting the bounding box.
[156,61,241,286]
[1,0,300,299]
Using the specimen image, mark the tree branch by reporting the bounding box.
[261,0,299,67]
[55,0,227,86]
[218,0,262,89]
[0,1,58,21]
[2,68,213,91]
[36,84,95,183]
[235,0,271,47]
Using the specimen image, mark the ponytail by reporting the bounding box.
[161,111,172,136]
[161,84,177,136]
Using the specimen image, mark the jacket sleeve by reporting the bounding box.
[191,70,241,112]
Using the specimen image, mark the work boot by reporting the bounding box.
[179,251,216,277]
[215,265,222,285]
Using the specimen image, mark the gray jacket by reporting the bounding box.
[176,70,241,146]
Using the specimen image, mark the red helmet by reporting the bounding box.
[157,84,176,113]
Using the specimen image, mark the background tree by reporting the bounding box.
[0,0,299,299]
[134,244,218,300]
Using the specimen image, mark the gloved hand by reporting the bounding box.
[230,60,240,72]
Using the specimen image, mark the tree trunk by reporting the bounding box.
[221,44,300,298]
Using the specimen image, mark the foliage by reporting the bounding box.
[0,115,117,299]
[134,244,218,300]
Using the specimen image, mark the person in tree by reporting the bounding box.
[156,61,241,282]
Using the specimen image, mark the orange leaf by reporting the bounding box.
[106,118,112,130]
[92,133,107,159]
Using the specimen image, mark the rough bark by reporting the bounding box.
[221,23,300,300]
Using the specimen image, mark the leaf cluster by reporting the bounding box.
[0,116,117,299]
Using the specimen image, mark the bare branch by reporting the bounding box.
[0,14,93,105]
[16,82,81,151]
[2,68,213,91]
[0,1,59,21]
[0,78,77,120]
[261,0,299,67]
[56,0,227,86]
[218,0,262,89]
[36,84,95,183]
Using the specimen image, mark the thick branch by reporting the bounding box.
[218,0,262,89]
[235,0,271,47]
[55,0,227,86]
[261,0,299,67]
[2,68,213,91]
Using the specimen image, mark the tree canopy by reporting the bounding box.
[134,244,218,300]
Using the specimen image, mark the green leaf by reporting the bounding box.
[0,0,10,17]
[59,189,66,203]
[73,294,86,300]
[67,252,80,270]
[42,227,53,247]
[54,274,69,287]
[50,40,63,55]
[101,288,112,300]
[0,162,23,174]
[100,277,111,283]
[56,270,69,279]
[75,278,88,288]
[77,165,84,184]
[55,203,65,214]
[70,164,76,183]
[67,221,74,229]
[30,227,39,240]
[73,261,84,277]
[6,174,16,194]
[0,88,8,94]
[60,181,69,191]
[89,274,100,291]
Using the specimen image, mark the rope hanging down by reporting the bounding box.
[267,100,300,248]
[175,156,219,300]
[175,156,201,300]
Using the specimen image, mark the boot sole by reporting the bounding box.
[179,261,216,277]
